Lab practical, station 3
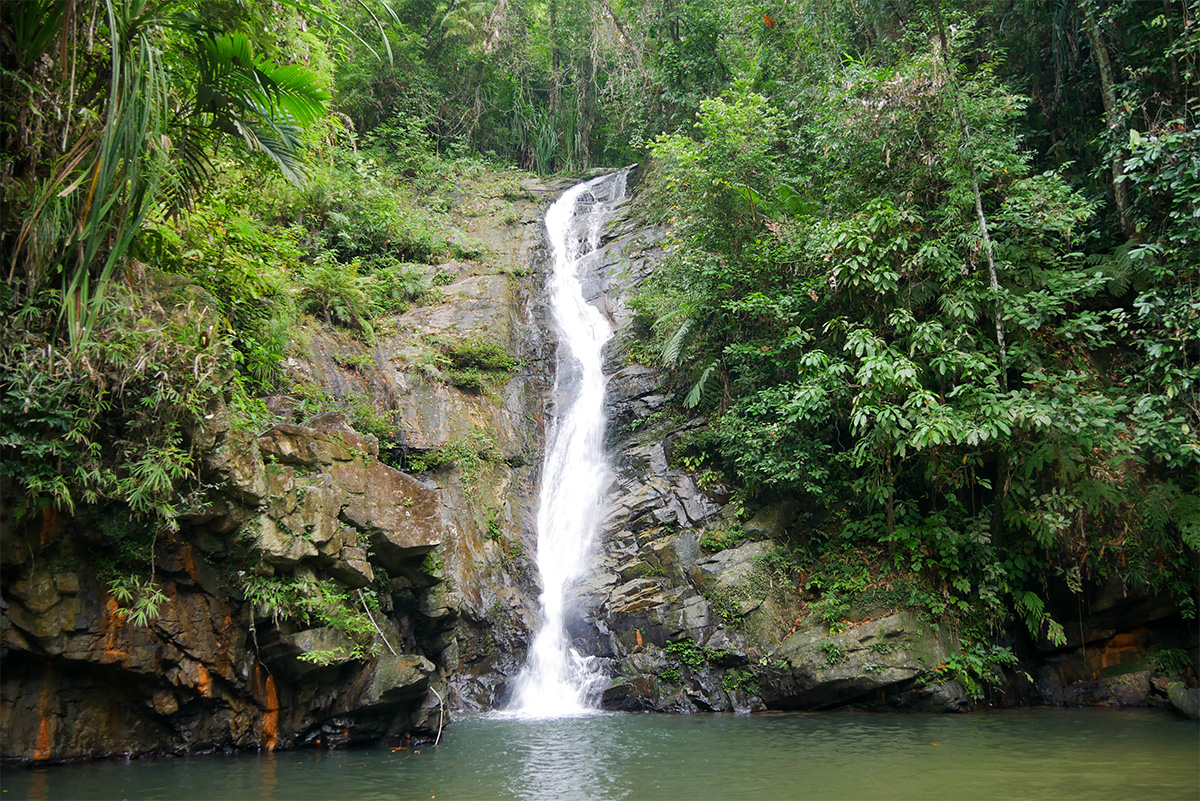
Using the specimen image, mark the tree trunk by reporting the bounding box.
[930,0,1009,389]
[1082,7,1137,240]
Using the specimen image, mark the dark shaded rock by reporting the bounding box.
[1167,682,1200,719]
[1061,670,1152,707]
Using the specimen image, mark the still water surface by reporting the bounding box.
[5,709,1197,800]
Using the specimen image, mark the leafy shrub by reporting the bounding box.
[372,262,432,314]
[445,336,517,371]
[298,255,374,336]
[721,668,759,694]
[1152,648,1194,677]
[665,638,711,670]
[447,369,486,393]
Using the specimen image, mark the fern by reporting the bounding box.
[685,359,720,409]
[662,317,695,368]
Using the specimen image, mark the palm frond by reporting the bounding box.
[196,32,330,185]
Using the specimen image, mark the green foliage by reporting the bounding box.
[1152,648,1194,678]
[406,429,497,483]
[721,668,759,694]
[633,8,1196,649]
[421,550,444,576]
[818,640,847,665]
[296,153,454,266]
[298,255,376,338]
[664,638,711,670]
[0,287,221,525]
[445,337,519,372]
[623,561,666,580]
[3,0,332,347]
[242,573,384,663]
[936,639,1020,700]
[108,575,169,627]
[699,526,742,553]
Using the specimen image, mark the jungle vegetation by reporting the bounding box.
[1,0,1196,656]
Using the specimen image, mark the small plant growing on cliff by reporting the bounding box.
[447,368,486,392]
[422,550,444,576]
[485,509,504,540]
[818,640,847,664]
[109,576,169,627]
[665,639,709,670]
[721,668,759,694]
[704,585,747,629]
[445,336,517,372]
[700,526,742,553]
[409,429,497,494]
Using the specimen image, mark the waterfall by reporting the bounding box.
[508,171,627,717]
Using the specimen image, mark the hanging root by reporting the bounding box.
[428,684,446,747]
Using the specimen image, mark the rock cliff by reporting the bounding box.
[0,172,570,762]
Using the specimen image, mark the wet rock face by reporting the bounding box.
[1,411,447,763]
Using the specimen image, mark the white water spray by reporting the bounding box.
[508,172,627,717]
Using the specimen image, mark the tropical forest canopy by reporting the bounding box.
[1,0,1196,659]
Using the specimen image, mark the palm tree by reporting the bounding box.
[2,0,334,344]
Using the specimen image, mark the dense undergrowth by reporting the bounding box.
[627,5,1199,665]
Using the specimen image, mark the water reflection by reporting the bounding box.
[2,710,1195,801]
[259,751,277,801]
[27,767,49,801]
[503,717,625,800]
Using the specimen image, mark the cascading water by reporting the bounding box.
[507,171,628,718]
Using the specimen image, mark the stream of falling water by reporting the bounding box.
[507,171,627,717]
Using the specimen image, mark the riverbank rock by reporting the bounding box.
[1167,682,1200,719]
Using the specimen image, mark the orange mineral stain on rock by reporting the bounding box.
[32,716,51,762]
[1086,627,1154,675]
[39,506,57,547]
[102,597,128,662]
[196,662,212,697]
[263,674,280,751]
[31,684,51,762]
[183,546,197,582]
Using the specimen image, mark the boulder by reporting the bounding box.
[340,462,444,571]
[356,654,435,709]
[1167,682,1200,719]
[765,611,959,709]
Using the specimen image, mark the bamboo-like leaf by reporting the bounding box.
[11,0,67,68]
